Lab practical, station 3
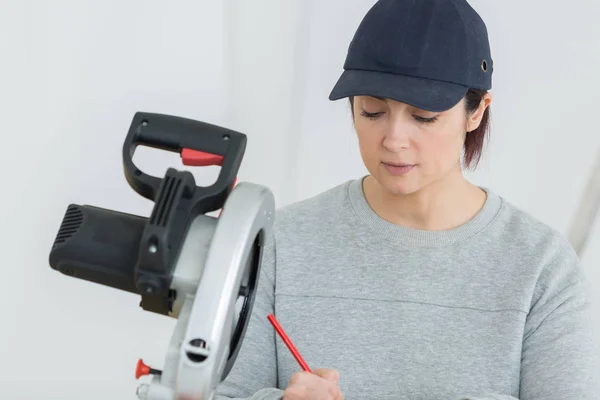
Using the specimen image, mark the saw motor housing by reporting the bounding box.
[48,112,275,399]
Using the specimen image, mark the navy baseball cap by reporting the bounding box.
[329,0,493,112]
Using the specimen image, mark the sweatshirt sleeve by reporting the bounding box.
[518,268,600,399]
[212,231,284,400]
[460,236,600,400]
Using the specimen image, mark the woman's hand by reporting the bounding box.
[282,368,343,400]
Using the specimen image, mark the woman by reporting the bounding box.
[215,0,600,399]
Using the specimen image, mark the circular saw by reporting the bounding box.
[48,112,275,400]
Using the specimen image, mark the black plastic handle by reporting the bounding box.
[122,112,247,202]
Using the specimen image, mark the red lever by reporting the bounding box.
[179,148,238,217]
[181,148,224,166]
[135,359,162,379]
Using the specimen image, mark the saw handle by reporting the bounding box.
[119,112,248,314]
[122,111,246,203]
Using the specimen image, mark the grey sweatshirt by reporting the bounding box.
[214,177,600,399]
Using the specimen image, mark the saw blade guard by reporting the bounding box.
[141,182,274,400]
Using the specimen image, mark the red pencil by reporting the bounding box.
[267,313,312,373]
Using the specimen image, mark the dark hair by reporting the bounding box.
[348,90,491,170]
[463,89,491,170]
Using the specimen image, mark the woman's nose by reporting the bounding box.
[382,120,412,152]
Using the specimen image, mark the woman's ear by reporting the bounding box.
[466,92,493,132]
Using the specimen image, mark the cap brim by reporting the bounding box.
[328,69,469,113]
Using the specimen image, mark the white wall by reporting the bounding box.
[2,1,599,399]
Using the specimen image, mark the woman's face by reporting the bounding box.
[353,95,486,196]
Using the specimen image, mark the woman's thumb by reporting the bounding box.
[314,368,340,384]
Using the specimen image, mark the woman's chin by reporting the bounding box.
[374,173,422,196]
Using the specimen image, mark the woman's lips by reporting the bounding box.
[383,162,415,175]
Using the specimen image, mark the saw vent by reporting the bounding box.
[53,205,84,248]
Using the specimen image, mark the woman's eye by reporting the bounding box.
[413,115,438,124]
[361,110,384,120]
